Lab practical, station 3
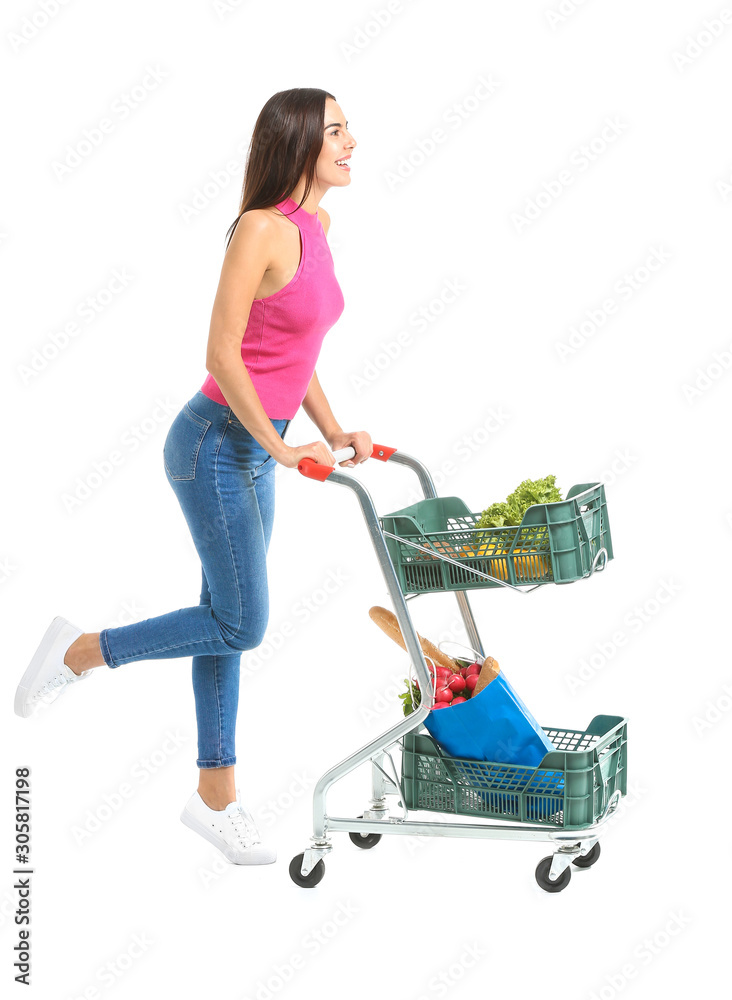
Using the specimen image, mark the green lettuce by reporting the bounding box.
[475,475,562,531]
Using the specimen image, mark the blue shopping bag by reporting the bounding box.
[422,670,555,766]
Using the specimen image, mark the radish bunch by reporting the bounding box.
[399,658,482,717]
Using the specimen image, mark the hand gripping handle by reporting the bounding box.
[297,444,397,481]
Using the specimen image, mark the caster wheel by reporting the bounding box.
[349,831,382,849]
[349,814,382,850]
[573,842,601,869]
[289,853,325,888]
[535,856,571,893]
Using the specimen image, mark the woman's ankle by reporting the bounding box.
[198,766,236,811]
[198,791,233,811]
[64,633,104,673]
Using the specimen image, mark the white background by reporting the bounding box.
[3,1,730,997]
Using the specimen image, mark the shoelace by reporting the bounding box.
[226,803,261,850]
[32,670,72,702]
[32,665,89,703]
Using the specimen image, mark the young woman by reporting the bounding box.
[15,88,372,866]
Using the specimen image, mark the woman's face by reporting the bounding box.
[315,98,356,189]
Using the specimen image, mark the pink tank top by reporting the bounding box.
[199,196,345,419]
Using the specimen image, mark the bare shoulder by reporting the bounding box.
[232,207,280,238]
[318,206,331,236]
[225,207,282,261]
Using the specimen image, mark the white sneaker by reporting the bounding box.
[180,789,276,865]
[15,616,93,718]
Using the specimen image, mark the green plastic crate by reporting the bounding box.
[401,715,627,829]
[379,483,612,595]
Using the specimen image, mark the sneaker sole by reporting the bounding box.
[15,616,82,719]
[180,808,276,865]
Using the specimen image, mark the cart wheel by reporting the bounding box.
[349,831,382,849]
[535,856,571,893]
[348,814,382,850]
[289,853,325,888]
[572,842,601,869]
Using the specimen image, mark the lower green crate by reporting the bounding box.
[401,715,627,829]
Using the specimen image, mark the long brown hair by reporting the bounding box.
[224,88,336,250]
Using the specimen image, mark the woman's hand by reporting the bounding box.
[327,430,373,467]
[276,441,337,470]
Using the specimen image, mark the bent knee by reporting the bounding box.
[215,613,268,652]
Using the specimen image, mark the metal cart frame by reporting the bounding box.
[289,445,620,892]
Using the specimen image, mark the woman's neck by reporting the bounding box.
[287,181,324,216]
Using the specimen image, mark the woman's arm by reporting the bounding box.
[302,370,373,465]
[301,212,343,443]
[301,369,343,445]
[302,210,371,463]
[205,211,291,464]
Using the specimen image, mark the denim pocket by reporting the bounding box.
[163,403,212,481]
[226,413,290,476]
[252,418,292,476]
[251,454,276,479]
[252,420,290,477]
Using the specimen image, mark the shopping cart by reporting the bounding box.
[288,443,625,893]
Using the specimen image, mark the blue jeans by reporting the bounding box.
[99,391,291,769]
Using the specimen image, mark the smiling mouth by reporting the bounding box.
[335,157,351,170]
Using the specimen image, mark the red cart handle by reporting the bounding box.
[298,443,397,481]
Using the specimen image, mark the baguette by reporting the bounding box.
[368,606,461,672]
[473,656,500,696]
